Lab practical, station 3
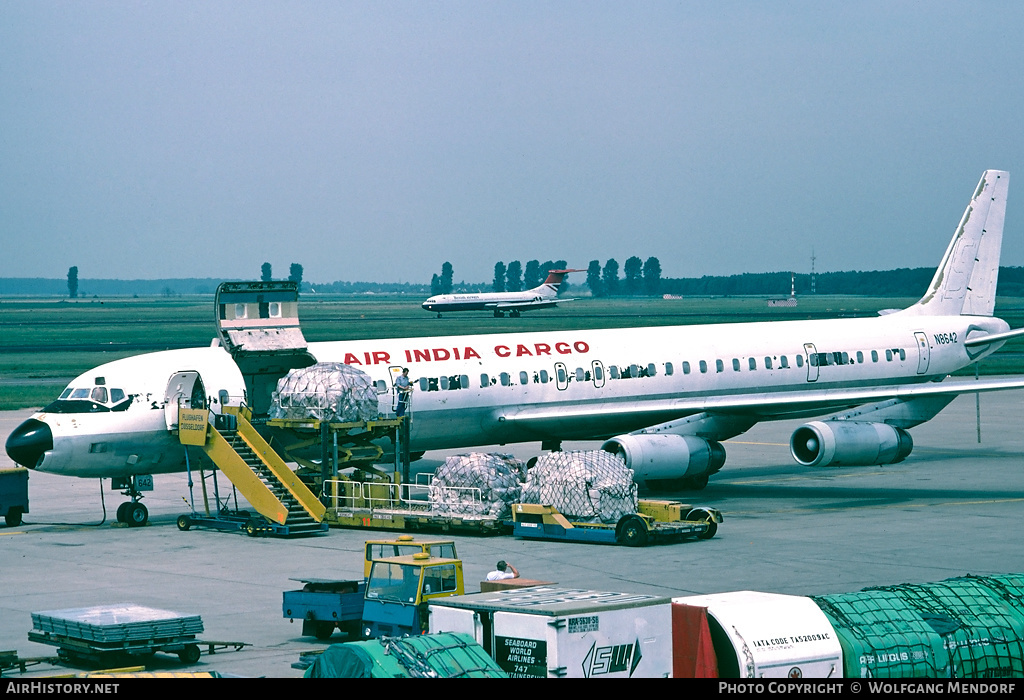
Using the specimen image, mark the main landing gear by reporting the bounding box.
[114,475,149,527]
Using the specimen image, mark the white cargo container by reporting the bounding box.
[672,591,842,678]
[429,586,672,678]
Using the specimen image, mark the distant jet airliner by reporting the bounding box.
[422,269,583,317]
[7,171,1024,527]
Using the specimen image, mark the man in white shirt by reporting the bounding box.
[395,368,412,417]
[486,560,519,581]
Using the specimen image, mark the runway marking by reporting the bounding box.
[725,496,1024,517]
[729,440,788,447]
[0,531,25,536]
[722,471,890,485]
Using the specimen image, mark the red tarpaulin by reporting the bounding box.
[672,603,719,678]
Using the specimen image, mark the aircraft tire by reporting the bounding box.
[126,502,148,527]
[116,502,130,523]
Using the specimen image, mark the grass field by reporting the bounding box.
[2,293,1023,410]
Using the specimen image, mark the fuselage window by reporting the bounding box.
[749,358,757,371]
[665,362,674,376]
[480,374,490,388]
[575,368,585,382]
[732,359,741,372]
[539,370,549,383]
[796,355,804,368]
[91,387,108,403]
[500,372,511,386]
[683,361,691,374]
[556,367,567,384]
[375,380,387,393]
[418,378,430,391]
[460,374,469,389]
[440,376,449,390]
[764,357,773,370]
[594,365,604,381]
[629,364,639,378]
[780,356,789,368]
[520,371,529,385]
[716,359,724,373]
[110,388,126,403]
[898,348,906,361]
[886,349,893,361]
[700,360,708,374]
[872,350,879,362]
[609,365,620,379]
[646,363,657,377]
[70,388,91,399]
[856,351,864,363]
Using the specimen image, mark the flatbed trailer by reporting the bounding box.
[510,501,722,546]
[26,604,247,668]
[26,631,248,666]
[320,477,508,535]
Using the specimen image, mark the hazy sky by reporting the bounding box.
[2,2,1023,285]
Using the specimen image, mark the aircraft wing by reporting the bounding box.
[499,375,1024,432]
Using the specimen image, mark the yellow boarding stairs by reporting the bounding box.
[178,405,327,536]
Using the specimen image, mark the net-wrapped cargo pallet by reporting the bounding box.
[520,450,637,523]
[268,362,379,423]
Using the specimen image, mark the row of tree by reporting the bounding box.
[586,257,662,297]
[57,263,1024,299]
[261,263,304,285]
[491,260,569,292]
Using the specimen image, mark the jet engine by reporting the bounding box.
[790,421,913,467]
[601,434,726,489]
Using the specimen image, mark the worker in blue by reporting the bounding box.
[395,368,413,417]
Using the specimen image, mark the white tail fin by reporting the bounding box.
[907,170,1009,317]
[534,269,584,297]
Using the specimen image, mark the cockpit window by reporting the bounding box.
[44,386,133,414]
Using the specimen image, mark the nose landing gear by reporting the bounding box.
[113,475,150,527]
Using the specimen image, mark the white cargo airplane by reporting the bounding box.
[8,171,1024,526]
[422,269,582,317]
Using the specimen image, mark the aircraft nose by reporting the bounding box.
[5,418,53,468]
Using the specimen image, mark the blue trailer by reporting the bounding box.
[0,468,29,527]
[283,579,367,640]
